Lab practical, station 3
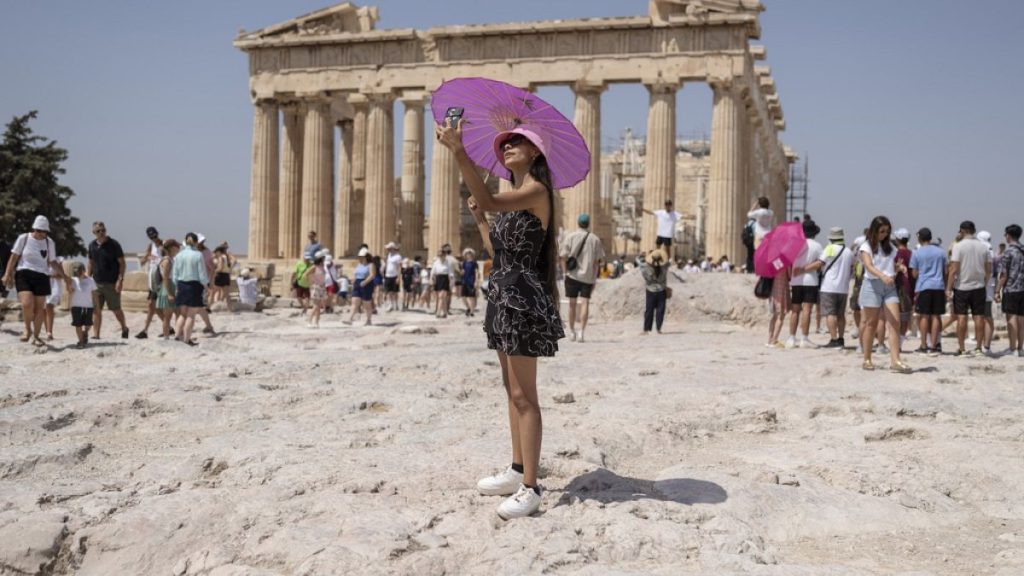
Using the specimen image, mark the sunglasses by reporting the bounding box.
[93,228,106,234]
[501,135,528,149]
[32,229,48,234]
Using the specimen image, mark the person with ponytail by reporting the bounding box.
[436,121,564,520]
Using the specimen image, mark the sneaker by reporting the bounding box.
[798,337,817,349]
[856,344,863,354]
[784,336,797,349]
[956,349,970,358]
[477,466,524,496]
[878,344,890,355]
[202,326,215,335]
[135,331,148,339]
[121,327,129,339]
[822,339,839,349]
[1018,349,1024,358]
[851,329,860,340]
[569,330,577,342]
[578,330,585,343]
[496,484,542,520]
[835,337,845,349]
[973,348,986,358]
[929,345,943,357]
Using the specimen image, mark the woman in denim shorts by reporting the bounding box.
[858,215,911,373]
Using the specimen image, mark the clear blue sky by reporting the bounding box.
[2,1,1022,254]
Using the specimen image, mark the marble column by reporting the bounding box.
[428,117,461,254]
[349,95,368,253]
[335,119,355,256]
[399,96,425,252]
[363,92,396,254]
[568,81,605,240]
[641,80,678,253]
[248,100,279,260]
[279,104,304,259]
[300,99,334,253]
[707,80,744,261]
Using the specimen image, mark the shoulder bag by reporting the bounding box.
[565,231,589,272]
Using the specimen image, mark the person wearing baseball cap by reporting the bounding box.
[892,228,915,348]
[785,219,824,349]
[559,212,605,343]
[136,226,165,339]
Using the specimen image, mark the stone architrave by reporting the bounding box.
[279,103,304,259]
[335,119,355,256]
[641,80,679,254]
[428,123,460,254]
[248,100,279,260]
[399,95,425,252]
[363,92,396,254]
[567,81,605,241]
[301,98,334,252]
[349,95,368,253]
[706,79,745,262]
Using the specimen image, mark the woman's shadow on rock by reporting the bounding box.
[554,467,727,507]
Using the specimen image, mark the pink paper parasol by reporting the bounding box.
[431,77,590,190]
[754,221,806,277]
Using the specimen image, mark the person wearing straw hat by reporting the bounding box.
[817,227,856,349]
[2,215,70,346]
[437,112,566,520]
[641,248,669,334]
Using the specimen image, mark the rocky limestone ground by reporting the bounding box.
[1,273,1023,575]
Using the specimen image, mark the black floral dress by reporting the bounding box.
[485,210,565,357]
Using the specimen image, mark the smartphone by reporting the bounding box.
[445,106,464,128]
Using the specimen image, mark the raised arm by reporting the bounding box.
[435,120,548,214]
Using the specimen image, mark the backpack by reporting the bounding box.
[742,220,755,248]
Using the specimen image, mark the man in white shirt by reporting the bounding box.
[947,220,991,356]
[786,219,824,348]
[642,199,682,263]
[817,227,856,348]
[383,241,402,312]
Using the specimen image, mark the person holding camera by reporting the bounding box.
[559,213,604,343]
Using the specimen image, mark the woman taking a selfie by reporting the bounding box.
[436,120,565,520]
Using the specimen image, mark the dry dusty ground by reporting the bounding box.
[1,272,1023,575]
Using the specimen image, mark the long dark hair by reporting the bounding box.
[511,155,560,303]
[867,215,893,256]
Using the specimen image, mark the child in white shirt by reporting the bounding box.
[69,262,97,349]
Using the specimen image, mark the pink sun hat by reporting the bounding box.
[492,127,549,170]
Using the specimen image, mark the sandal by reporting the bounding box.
[862,359,875,371]
[890,360,912,374]
[19,332,30,343]
[32,338,46,348]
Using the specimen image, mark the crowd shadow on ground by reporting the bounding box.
[554,467,727,507]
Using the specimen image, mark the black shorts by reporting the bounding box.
[402,279,414,293]
[655,236,673,248]
[953,287,985,316]
[175,281,205,308]
[564,277,594,299]
[790,285,819,305]
[915,289,946,316]
[14,269,51,297]
[384,277,400,293]
[461,284,477,298]
[214,272,231,287]
[1003,291,1024,316]
[434,276,450,292]
[71,307,94,327]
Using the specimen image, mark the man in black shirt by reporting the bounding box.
[87,221,129,338]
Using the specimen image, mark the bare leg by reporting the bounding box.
[973,313,985,350]
[917,314,930,349]
[505,355,541,487]
[17,291,35,340]
[883,302,902,365]
[113,309,128,332]
[44,304,55,338]
[956,314,968,352]
[788,304,800,339]
[497,353,522,468]
[567,298,577,335]
[1008,313,1019,351]
[579,298,590,334]
[929,315,942,351]
[862,307,880,363]
[31,296,45,341]
[799,302,813,338]
[826,314,838,341]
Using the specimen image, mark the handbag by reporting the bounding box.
[665,286,673,299]
[754,276,774,299]
[565,231,589,272]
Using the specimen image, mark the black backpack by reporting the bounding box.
[741,220,755,248]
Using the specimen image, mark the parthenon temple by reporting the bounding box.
[236,0,790,263]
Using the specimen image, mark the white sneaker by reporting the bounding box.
[477,466,523,496]
[784,336,797,349]
[496,484,542,520]
[569,330,577,342]
[798,337,817,349]
[851,329,860,339]
[578,330,585,343]
[878,344,890,354]
[856,343,863,354]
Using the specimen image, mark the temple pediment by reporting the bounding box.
[237,2,378,41]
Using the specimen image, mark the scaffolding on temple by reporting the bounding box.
[787,154,809,221]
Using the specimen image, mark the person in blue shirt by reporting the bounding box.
[909,227,948,355]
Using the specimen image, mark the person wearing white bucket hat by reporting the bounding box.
[2,215,70,346]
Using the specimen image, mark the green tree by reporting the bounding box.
[0,110,85,256]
